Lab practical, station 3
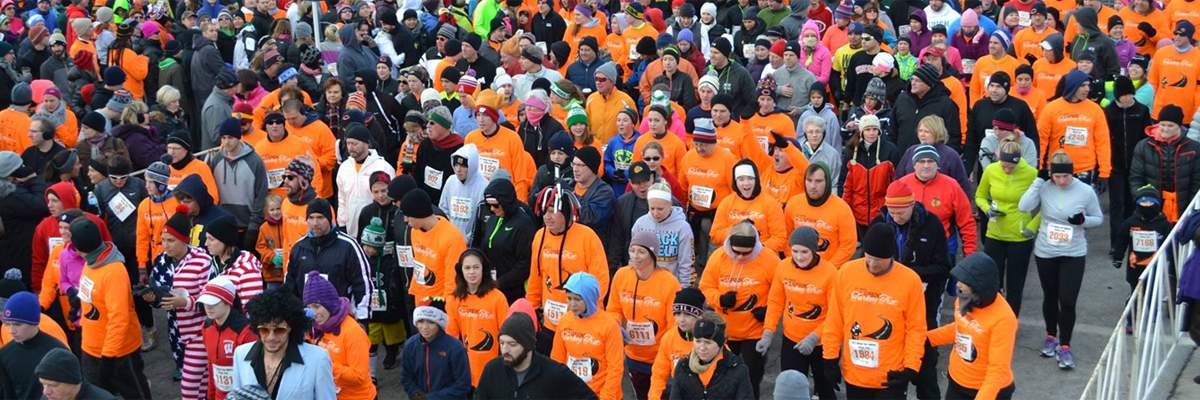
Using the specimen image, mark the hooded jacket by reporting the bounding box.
[928,254,1016,397]
[1114,188,1173,267]
[208,141,269,230]
[399,329,471,400]
[474,178,536,302]
[892,80,964,153]
[32,182,109,292]
[873,201,951,283]
[669,348,755,399]
[553,273,624,400]
[527,203,610,332]
[631,206,696,286]
[474,352,599,400]
[0,174,47,286]
[175,174,232,246]
[519,116,565,169]
[709,160,789,253]
[189,35,224,104]
[1105,98,1153,174]
[283,227,373,320]
[841,136,900,226]
[975,159,1041,243]
[1067,7,1122,80]
[1130,127,1200,220]
[337,23,380,82]
[699,229,780,341]
[797,100,843,151]
[439,144,488,243]
[336,148,395,235]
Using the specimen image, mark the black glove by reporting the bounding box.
[822,358,843,389]
[751,307,767,322]
[1038,169,1050,180]
[885,368,918,389]
[772,132,789,149]
[987,207,1006,218]
[66,287,81,321]
[1068,212,1086,225]
[1024,53,1038,65]
[719,291,738,309]
[1095,178,1109,195]
[1138,22,1157,38]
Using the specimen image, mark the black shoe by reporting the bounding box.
[383,347,399,370]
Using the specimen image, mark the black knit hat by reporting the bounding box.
[989,71,1011,90]
[672,287,706,318]
[693,316,726,347]
[862,222,895,259]
[575,146,601,174]
[69,218,103,255]
[912,63,940,86]
[711,93,734,111]
[167,129,192,150]
[205,215,240,247]
[306,198,334,222]
[345,123,372,145]
[499,312,536,350]
[789,226,820,252]
[401,189,434,218]
[164,204,192,241]
[1113,76,1135,98]
[636,36,657,57]
[36,348,82,385]
[388,175,418,200]
[81,111,106,132]
[1159,105,1185,127]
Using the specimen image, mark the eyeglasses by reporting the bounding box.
[256,325,291,336]
[643,156,661,161]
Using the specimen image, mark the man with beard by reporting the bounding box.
[927,253,1018,399]
[475,307,598,399]
[39,33,72,98]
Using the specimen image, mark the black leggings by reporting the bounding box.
[1036,256,1086,346]
[845,383,907,399]
[727,339,764,399]
[779,339,836,399]
[944,377,1015,399]
[82,351,152,399]
[984,238,1035,317]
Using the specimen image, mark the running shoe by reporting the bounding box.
[1057,346,1076,370]
[140,327,157,352]
[1040,336,1059,358]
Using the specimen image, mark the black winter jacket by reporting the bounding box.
[283,229,372,319]
[92,177,147,266]
[607,191,650,268]
[1130,131,1200,220]
[891,81,963,153]
[356,201,405,323]
[473,178,536,302]
[669,350,755,400]
[473,352,597,400]
[1067,8,1122,80]
[873,202,950,283]
[1104,100,1153,173]
[964,96,1039,170]
[519,118,565,168]
[712,60,758,119]
[0,176,49,283]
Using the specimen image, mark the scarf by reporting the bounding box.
[265,213,282,224]
[36,102,68,128]
[300,63,323,75]
[312,297,352,338]
[432,132,464,149]
[59,243,85,292]
[687,349,717,374]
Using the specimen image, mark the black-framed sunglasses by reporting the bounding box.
[731,247,753,257]
[643,156,661,161]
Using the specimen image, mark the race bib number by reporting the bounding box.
[626,320,656,346]
[108,192,136,222]
[1047,223,1074,245]
[1018,11,1032,27]
[396,245,415,268]
[690,186,715,208]
[567,355,594,383]
[1064,126,1088,146]
[545,299,568,326]
[424,167,444,189]
[743,43,755,59]
[212,365,235,392]
[1131,230,1159,253]
[414,260,428,284]
[955,332,974,361]
[78,276,94,303]
[848,339,880,368]
[371,288,388,312]
[479,157,500,180]
[48,237,64,251]
[267,168,285,188]
[450,197,472,219]
[962,59,976,74]
[756,135,770,154]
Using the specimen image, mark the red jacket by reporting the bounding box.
[203,313,258,400]
[897,173,978,254]
[32,182,110,292]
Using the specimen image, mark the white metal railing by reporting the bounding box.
[1082,191,1200,399]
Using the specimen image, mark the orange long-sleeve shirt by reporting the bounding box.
[409,217,468,301]
[286,120,338,198]
[928,296,1017,400]
[1012,26,1054,63]
[943,76,969,135]
[54,109,79,148]
[135,196,177,268]
[40,245,77,331]
[169,159,220,204]
[0,108,31,153]
[108,48,149,100]
[709,193,789,253]
[765,257,837,343]
[1118,8,1168,56]
[309,317,376,400]
[1165,0,1200,36]
[647,326,694,400]
[255,220,285,283]
[1147,45,1200,124]
[465,126,536,196]
[745,112,798,151]
[251,90,313,129]
[761,146,810,205]
[783,194,859,268]
[527,223,610,331]
[699,247,779,340]
[821,259,927,389]
[255,135,326,199]
[632,131,688,180]
[676,148,737,212]
[1037,97,1112,177]
[552,310,624,400]
[1032,58,1076,95]
[279,196,311,274]
[1010,87,1047,121]
[605,267,681,364]
[714,120,749,159]
[446,289,509,387]
[969,55,1023,101]
[79,253,141,358]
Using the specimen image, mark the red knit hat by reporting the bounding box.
[770,39,786,57]
[885,181,915,208]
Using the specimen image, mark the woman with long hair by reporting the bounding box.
[446,249,509,388]
[107,21,150,101]
[895,115,971,190]
[607,230,681,400]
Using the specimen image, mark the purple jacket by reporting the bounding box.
[1179,251,1200,302]
[951,32,990,64]
[111,124,166,171]
[1115,39,1136,70]
[894,143,972,192]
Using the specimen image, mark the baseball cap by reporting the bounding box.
[196,275,237,306]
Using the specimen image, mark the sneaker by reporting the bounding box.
[140,327,157,352]
[1057,347,1076,370]
[1040,337,1059,358]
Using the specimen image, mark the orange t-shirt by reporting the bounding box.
[1012,26,1054,63]
[765,257,837,342]
[632,131,688,177]
[0,108,31,153]
[709,193,789,253]
[169,159,220,204]
[699,247,780,340]
[783,193,859,268]
[969,55,1024,101]
[1032,58,1076,95]
[308,318,376,400]
[79,257,142,357]
[446,289,509,387]
[527,224,610,332]
[676,148,737,212]
[256,135,326,199]
[286,120,338,198]
[409,217,468,301]
[1037,97,1112,177]
[605,267,681,364]
[552,310,624,400]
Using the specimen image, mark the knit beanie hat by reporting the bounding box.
[789,226,820,252]
[991,29,1012,51]
[1160,105,1185,127]
[0,151,20,178]
[862,222,896,258]
[595,61,619,82]
[35,348,82,385]
[302,271,342,314]
[106,89,133,114]
[427,106,453,129]
[521,44,544,64]
[10,82,31,106]
[345,123,372,145]
[2,291,39,324]
[834,0,854,20]
[219,117,242,138]
[575,146,601,174]
[865,77,887,99]
[164,204,192,242]
[693,118,717,143]
[1015,63,1034,79]
[400,189,434,218]
[992,108,1017,131]
[361,217,386,248]
[414,297,448,330]
[711,37,733,58]
[989,71,1011,90]
[912,64,940,86]
[440,67,462,85]
[499,310,536,349]
[549,130,575,158]
[566,104,588,127]
[672,288,706,318]
[859,114,881,130]
[698,74,719,92]
[306,198,334,223]
[885,180,915,208]
[81,111,107,132]
[103,66,126,86]
[286,159,314,184]
[206,215,240,247]
[1113,76,1136,99]
[166,129,192,151]
[630,230,659,259]
[1062,69,1090,99]
[388,175,417,200]
[693,315,726,346]
[911,144,941,163]
[69,218,103,255]
[774,370,812,400]
[146,161,170,186]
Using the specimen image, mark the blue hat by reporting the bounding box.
[912,144,941,163]
[219,117,242,138]
[278,67,298,84]
[103,66,126,86]
[2,291,40,325]
[1062,69,1090,99]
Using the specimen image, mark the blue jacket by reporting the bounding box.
[566,56,607,92]
[400,331,471,400]
[175,173,232,245]
[603,131,640,197]
[232,342,336,400]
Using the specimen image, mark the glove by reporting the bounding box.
[987,207,1006,218]
[1038,169,1050,180]
[719,291,738,309]
[751,306,767,322]
[66,287,81,322]
[1138,22,1157,38]
[1021,227,1037,239]
[1095,178,1109,195]
[754,330,774,354]
[1024,53,1038,65]
[822,358,843,389]
[1068,212,1086,225]
[885,368,918,389]
[794,332,820,355]
[772,132,789,149]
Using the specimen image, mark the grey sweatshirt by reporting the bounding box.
[1018,177,1103,258]
[630,206,696,287]
[207,141,269,229]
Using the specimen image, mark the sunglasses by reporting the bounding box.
[730,247,753,257]
[861,35,875,41]
[355,80,366,85]
[266,120,284,125]
[284,175,297,181]
[594,75,608,83]
[110,175,129,180]
[256,325,291,336]
[487,202,502,209]
[643,156,661,161]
